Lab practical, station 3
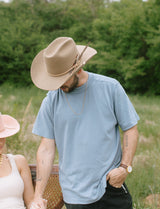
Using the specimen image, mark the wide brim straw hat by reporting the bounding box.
[0,113,20,138]
[31,37,97,91]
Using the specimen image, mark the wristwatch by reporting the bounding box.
[120,163,132,173]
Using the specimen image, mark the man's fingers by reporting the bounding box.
[106,174,110,181]
[30,198,48,209]
[30,202,41,209]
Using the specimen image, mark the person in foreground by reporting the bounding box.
[0,114,34,209]
[0,113,35,209]
[30,37,139,209]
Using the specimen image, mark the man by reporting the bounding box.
[30,37,139,209]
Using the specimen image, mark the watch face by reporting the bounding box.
[127,166,132,173]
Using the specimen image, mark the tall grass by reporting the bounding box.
[127,95,160,209]
[0,83,58,163]
[0,83,160,208]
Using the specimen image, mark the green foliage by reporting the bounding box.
[0,0,160,94]
[91,0,160,94]
[0,0,46,86]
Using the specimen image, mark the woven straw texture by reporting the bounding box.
[29,164,64,209]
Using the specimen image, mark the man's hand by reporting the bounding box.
[106,167,128,188]
[31,137,55,209]
[30,197,47,209]
[106,125,138,188]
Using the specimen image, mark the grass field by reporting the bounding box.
[0,83,160,209]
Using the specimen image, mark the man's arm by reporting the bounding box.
[32,137,56,208]
[121,124,138,167]
[107,125,138,187]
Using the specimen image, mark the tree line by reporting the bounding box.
[0,0,160,94]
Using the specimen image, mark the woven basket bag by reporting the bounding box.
[29,164,64,209]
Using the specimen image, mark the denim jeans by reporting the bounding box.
[65,182,132,209]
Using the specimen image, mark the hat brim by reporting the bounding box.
[31,45,97,91]
[0,115,20,138]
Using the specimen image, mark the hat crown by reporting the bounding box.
[0,114,20,138]
[44,37,79,76]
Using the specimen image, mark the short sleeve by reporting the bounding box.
[114,82,140,131]
[32,93,55,139]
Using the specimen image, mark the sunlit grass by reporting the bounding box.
[127,95,160,209]
[0,83,59,163]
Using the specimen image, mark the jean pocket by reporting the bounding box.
[107,181,128,195]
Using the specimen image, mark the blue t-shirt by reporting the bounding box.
[32,72,139,204]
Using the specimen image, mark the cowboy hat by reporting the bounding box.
[0,113,20,138]
[31,37,97,90]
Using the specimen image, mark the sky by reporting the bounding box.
[0,0,10,2]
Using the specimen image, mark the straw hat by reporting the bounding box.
[31,37,97,90]
[0,113,20,138]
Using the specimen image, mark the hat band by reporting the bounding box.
[47,44,89,77]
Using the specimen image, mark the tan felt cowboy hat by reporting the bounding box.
[31,37,97,90]
[0,113,20,138]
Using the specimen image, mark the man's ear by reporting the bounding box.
[77,68,82,75]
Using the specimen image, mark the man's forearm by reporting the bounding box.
[121,125,139,166]
[35,138,56,199]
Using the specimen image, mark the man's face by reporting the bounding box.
[60,74,79,93]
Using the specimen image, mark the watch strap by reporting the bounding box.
[120,163,128,169]
[120,163,132,173]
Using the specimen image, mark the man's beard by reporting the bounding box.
[61,74,79,93]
